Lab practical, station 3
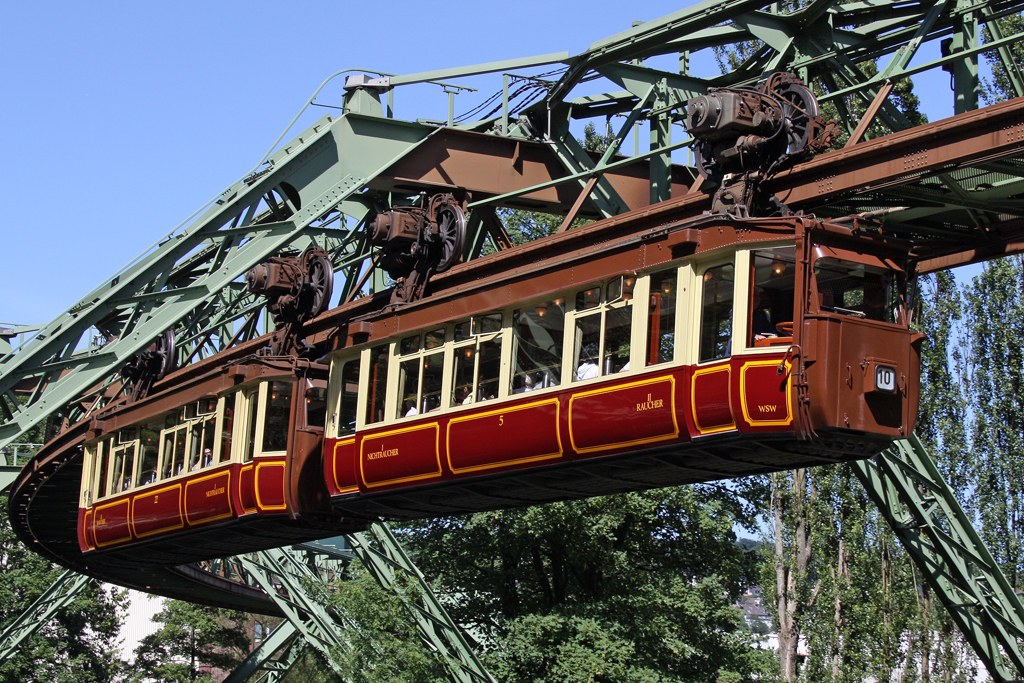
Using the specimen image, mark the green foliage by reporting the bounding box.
[960,257,1024,589]
[982,13,1024,104]
[130,600,249,683]
[0,495,126,683]
[320,563,447,683]
[400,485,774,683]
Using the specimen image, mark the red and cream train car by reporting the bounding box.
[74,213,921,561]
[320,214,921,520]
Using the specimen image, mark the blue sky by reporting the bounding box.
[0,1,988,327]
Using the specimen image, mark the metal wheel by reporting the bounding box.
[434,203,466,273]
[301,247,334,318]
[155,328,176,379]
[774,82,819,157]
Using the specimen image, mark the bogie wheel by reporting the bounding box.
[300,247,334,319]
[155,328,177,379]
[434,203,466,273]
[774,82,819,157]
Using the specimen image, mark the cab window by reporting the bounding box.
[815,258,903,323]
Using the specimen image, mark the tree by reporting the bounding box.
[961,257,1024,590]
[401,484,775,683]
[320,562,447,683]
[982,13,1024,104]
[0,495,127,683]
[131,599,250,683]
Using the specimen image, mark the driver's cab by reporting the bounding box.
[795,224,920,440]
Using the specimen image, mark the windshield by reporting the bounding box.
[814,258,903,324]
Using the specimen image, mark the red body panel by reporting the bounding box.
[325,352,791,498]
[93,499,132,548]
[79,460,289,553]
[254,458,287,511]
[184,468,233,525]
[360,424,442,488]
[448,398,561,473]
[131,484,184,538]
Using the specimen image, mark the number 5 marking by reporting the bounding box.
[499,415,504,426]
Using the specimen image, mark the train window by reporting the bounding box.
[161,425,187,479]
[512,298,564,393]
[365,345,389,425]
[397,358,420,417]
[699,263,735,362]
[306,385,329,429]
[815,258,902,323]
[474,313,502,335]
[334,360,360,436]
[400,334,421,355]
[398,349,445,418]
[95,442,109,500]
[452,315,504,406]
[219,395,235,463]
[748,249,796,347]
[244,388,260,463]
[188,418,216,471]
[110,440,136,494]
[572,280,634,381]
[646,268,677,366]
[136,421,160,486]
[262,381,292,453]
[576,287,601,311]
[425,327,446,349]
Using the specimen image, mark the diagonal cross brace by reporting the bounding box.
[343,523,497,683]
[854,434,1024,681]
[0,570,91,663]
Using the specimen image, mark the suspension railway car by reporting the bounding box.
[61,210,921,567]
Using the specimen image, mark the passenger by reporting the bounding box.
[576,343,600,381]
[512,374,534,394]
[751,287,776,341]
[202,448,213,467]
[403,400,418,417]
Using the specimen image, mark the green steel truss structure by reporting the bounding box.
[4,0,1024,451]
[3,0,1024,679]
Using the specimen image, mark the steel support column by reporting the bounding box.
[854,435,1024,681]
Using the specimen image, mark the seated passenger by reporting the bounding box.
[576,343,600,381]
